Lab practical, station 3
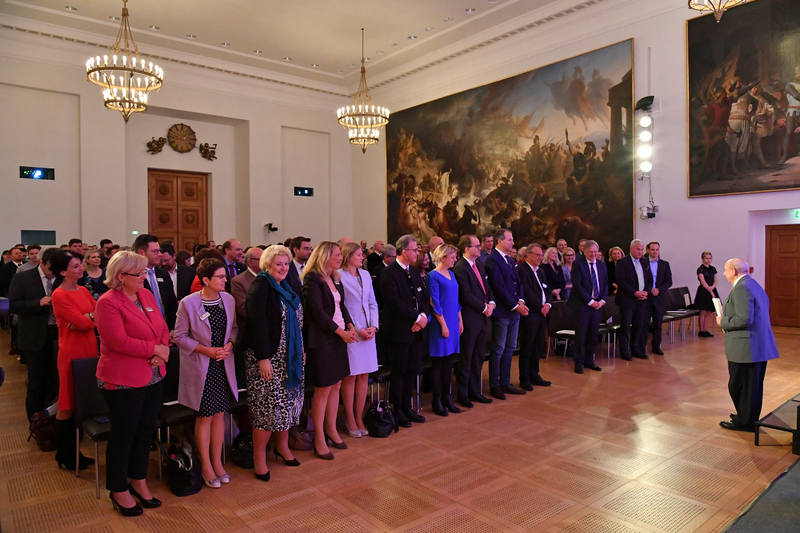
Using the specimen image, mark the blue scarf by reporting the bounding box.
[257,271,303,389]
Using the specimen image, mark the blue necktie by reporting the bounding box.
[589,262,599,299]
[148,269,164,314]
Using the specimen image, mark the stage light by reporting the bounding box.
[639,116,652,128]
[635,96,654,181]
[640,131,652,143]
[641,161,653,173]
[638,146,652,159]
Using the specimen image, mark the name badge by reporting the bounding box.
[145,307,154,312]
[417,287,422,292]
[200,312,210,320]
[156,278,164,282]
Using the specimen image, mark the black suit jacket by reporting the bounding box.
[144,266,178,330]
[243,275,284,361]
[224,261,246,294]
[615,256,654,309]
[380,261,431,344]
[519,262,553,316]
[302,271,353,352]
[175,265,195,301]
[7,267,50,352]
[0,261,22,297]
[370,261,388,310]
[453,257,493,331]
[647,259,673,308]
[567,257,608,315]
[366,252,383,273]
[285,263,302,298]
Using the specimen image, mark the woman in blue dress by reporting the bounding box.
[428,243,462,417]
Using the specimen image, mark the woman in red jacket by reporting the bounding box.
[95,251,170,517]
[50,250,98,471]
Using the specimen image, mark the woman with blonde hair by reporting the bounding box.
[302,242,357,459]
[338,242,379,437]
[83,249,108,300]
[242,245,305,480]
[560,247,576,300]
[694,251,719,337]
[428,243,463,417]
[542,246,564,300]
[607,246,625,295]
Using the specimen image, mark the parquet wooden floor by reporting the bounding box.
[1,325,798,533]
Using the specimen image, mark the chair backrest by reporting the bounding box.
[0,297,9,318]
[602,294,622,324]
[547,301,575,334]
[72,357,108,423]
[666,288,683,311]
[677,287,694,309]
[161,345,181,403]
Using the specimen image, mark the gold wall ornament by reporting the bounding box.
[168,123,197,153]
[146,136,166,154]
[199,142,217,161]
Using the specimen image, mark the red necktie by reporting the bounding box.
[228,263,236,281]
[473,263,486,294]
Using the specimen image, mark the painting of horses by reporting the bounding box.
[385,39,634,254]
[688,0,800,197]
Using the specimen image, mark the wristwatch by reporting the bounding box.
[89,313,95,320]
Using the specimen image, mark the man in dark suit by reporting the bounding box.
[231,246,262,386]
[286,236,311,297]
[380,235,431,427]
[615,239,653,361]
[646,241,673,356]
[567,239,606,374]
[221,239,246,293]
[8,247,59,420]
[484,229,528,399]
[366,240,385,272]
[370,244,396,310]
[0,246,24,296]
[134,234,178,330]
[717,258,779,431]
[453,235,496,407]
[160,243,194,300]
[517,244,553,390]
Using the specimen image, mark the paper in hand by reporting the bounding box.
[712,298,723,318]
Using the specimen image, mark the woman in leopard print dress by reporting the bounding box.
[242,246,305,480]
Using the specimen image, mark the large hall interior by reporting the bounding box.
[2,0,800,531]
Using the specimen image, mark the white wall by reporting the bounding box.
[355,0,800,300]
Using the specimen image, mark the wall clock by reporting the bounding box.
[167,123,197,153]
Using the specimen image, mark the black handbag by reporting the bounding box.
[158,435,203,497]
[28,411,57,452]
[230,431,254,469]
[364,400,399,438]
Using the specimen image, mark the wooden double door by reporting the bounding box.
[148,169,208,253]
[766,224,800,328]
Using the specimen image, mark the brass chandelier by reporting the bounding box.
[337,29,389,153]
[688,0,750,22]
[85,0,163,122]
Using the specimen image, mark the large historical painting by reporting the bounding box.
[688,0,800,197]
[386,40,634,254]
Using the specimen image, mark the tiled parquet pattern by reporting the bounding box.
[1,326,798,533]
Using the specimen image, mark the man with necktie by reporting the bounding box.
[286,236,311,297]
[517,244,553,390]
[484,229,528,399]
[453,235,496,407]
[221,239,246,293]
[646,241,672,356]
[133,234,178,330]
[615,239,653,361]
[567,240,607,374]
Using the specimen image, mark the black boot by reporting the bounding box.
[442,395,462,414]
[55,417,94,471]
[432,396,448,417]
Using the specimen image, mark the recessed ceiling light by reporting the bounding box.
[149,25,160,30]
[64,6,77,11]
[283,57,292,61]
[109,16,120,21]
[350,63,357,67]
[253,50,262,54]
[408,35,417,40]
[488,0,499,3]
[364,57,370,62]
[376,50,384,54]
[426,27,435,31]
[337,69,343,73]
[391,43,399,47]
[444,17,454,22]
[310,63,319,67]
[221,42,231,47]
[466,8,476,13]
[186,34,197,39]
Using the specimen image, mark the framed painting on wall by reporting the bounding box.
[688,0,800,197]
[385,39,634,255]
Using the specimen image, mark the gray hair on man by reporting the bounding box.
[395,234,417,253]
[384,244,397,256]
[726,258,749,275]
[630,239,643,249]
[243,248,258,264]
[584,239,599,250]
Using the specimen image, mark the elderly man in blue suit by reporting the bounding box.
[567,239,607,374]
[716,258,779,432]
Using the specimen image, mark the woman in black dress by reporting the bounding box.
[606,246,625,295]
[542,247,565,300]
[694,251,719,337]
[302,242,357,459]
[83,249,108,300]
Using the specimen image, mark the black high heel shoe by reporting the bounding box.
[313,444,334,460]
[110,492,143,517]
[324,431,348,450]
[128,484,161,508]
[274,450,301,467]
[254,471,270,482]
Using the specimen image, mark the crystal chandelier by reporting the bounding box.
[85,0,163,122]
[337,29,389,153]
[688,0,750,22]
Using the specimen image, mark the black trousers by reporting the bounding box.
[389,335,424,410]
[620,301,649,357]
[24,325,59,421]
[572,307,601,366]
[455,324,488,400]
[648,302,665,348]
[519,313,546,384]
[102,380,164,492]
[431,355,454,397]
[728,361,767,430]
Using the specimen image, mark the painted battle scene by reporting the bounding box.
[688,0,800,197]
[386,40,634,254]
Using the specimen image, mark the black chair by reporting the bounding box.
[599,294,622,358]
[665,287,701,339]
[658,290,682,344]
[72,356,110,498]
[546,301,576,359]
[368,366,391,403]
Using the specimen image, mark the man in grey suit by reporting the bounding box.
[716,258,779,432]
